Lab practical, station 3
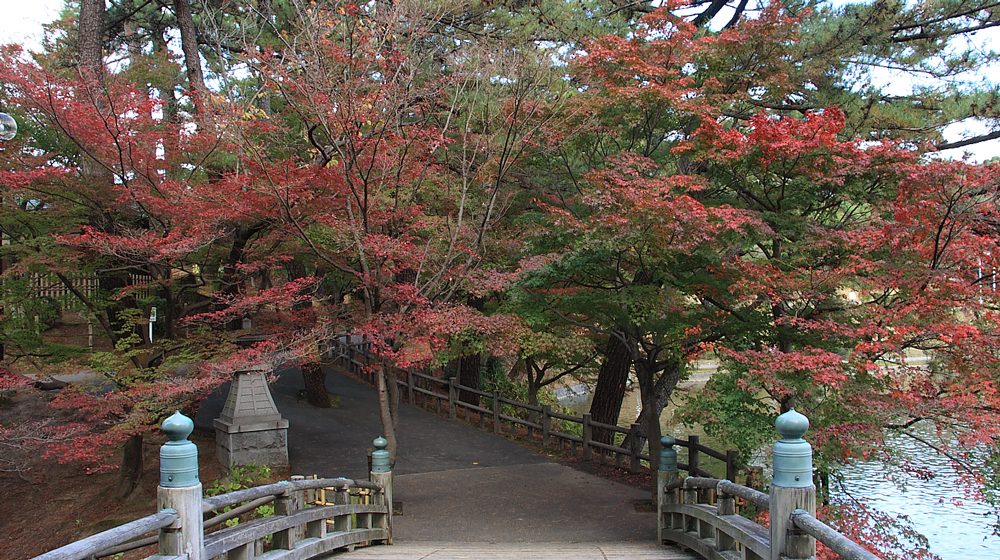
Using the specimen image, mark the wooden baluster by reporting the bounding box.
[682,481,698,534]
[407,369,415,405]
[583,413,593,462]
[332,484,351,534]
[273,480,303,550]
[716,481,736,552]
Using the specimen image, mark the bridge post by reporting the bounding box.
[157,411,204,560]
[769,409,816,560]
[657,436,679,545]
[370,436,394,544]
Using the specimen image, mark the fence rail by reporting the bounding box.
[324,334,741,479]
[31,477,390,560]
[30,410,392,560]
[32,511,180,560]
[202,477,390,560]
[657,411,881,560]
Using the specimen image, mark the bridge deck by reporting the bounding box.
[341,542,698,559]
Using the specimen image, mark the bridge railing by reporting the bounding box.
[31,413,392,560]
[658,410,878,560]
[324,334,742,478]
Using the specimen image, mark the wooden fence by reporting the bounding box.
[324,334,741,479]
[26,272,155,310]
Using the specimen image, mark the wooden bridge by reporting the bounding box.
[31,402,879,560]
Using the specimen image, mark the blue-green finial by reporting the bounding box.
[371,436,391,473]
[162,410,194,442]
[772,409,812,488]
[159,411,199,488]
[775,409,809,440]
[659,435,677,472]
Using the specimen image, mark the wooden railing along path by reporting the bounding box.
[656,411,879,560]
[31,413,392,560]
[324,334,741,480]
[327,334,882,560]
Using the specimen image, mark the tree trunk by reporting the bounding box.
[376,366,397,465]
[525,358,541,424]
[633,357,683,500]
[387,364,400,437]
[302,361,330,408]
[78,0,106,78]
[115,433,143,499]
[589,335,631,445]
[458,352,481,407]
[174,0,207,101]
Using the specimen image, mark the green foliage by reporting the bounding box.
[205,464,275,528]
[677,366,776,460]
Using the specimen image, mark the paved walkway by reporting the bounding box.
[344,542,693,559]
[195,365,665,546]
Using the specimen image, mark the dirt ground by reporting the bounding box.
[0,389,239,560]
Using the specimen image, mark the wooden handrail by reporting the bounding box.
[660,475,877,560]
[31,510,179,560]
[791,511,880,560]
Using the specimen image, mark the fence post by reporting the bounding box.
[582,413,593,461]
[688,434,700,477]
[407,369,415,405]
[493,390,502,434]
[370,437,393,544]
[363,335,370,378]
[157,411,204,560]
[769,409,816,560]
[628,423,642,473]
[448,377,458,420]
[657,436,678,545]
[726,449,739,483]
[542,405,552,447]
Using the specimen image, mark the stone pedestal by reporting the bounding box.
[214,364,289,468]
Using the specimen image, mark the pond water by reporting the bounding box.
[561,386,999,559]
[838,431,999,560]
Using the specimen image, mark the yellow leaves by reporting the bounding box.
[242,105,270,121]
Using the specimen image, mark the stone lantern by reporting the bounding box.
[214,364,289,468]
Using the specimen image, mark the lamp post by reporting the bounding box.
[0,112,16,141]
[0,111,13,361]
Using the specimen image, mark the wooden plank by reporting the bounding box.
[339,542,698,559]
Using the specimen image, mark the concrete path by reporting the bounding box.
[343,542,693,559]
[195,365,659,544]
